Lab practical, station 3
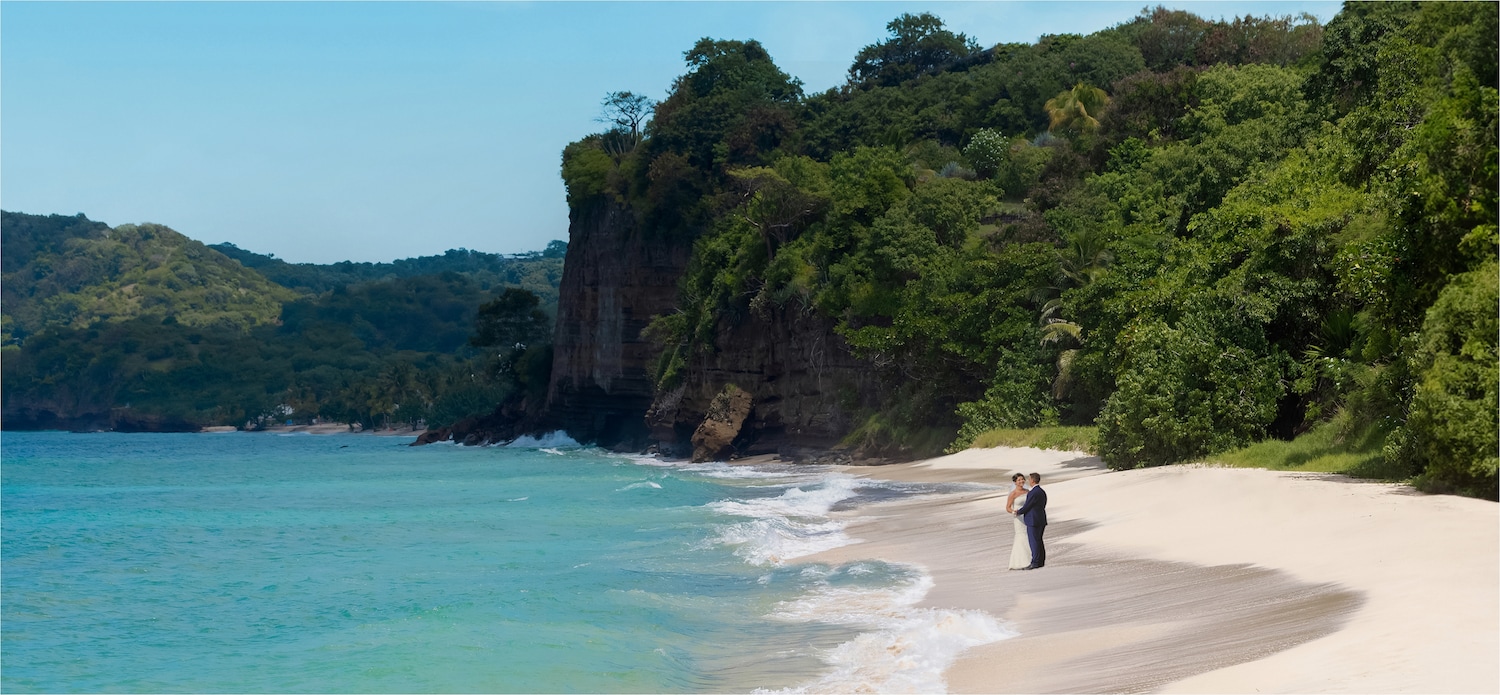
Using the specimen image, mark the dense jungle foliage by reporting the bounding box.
[562,3,1498,497]
[1,211,564,431]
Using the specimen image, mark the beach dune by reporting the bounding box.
[818,448,1498,693]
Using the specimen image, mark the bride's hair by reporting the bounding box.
[1011,473,1026,483]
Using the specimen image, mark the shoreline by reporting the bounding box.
[811,447,1498,693]
[200,423,421,436]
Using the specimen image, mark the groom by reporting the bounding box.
[1014,472,1047,569]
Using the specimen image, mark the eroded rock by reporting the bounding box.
[690,384,752,462]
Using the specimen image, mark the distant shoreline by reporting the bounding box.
[204,423,422,436]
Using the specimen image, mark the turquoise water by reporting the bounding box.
[1,431,1010,693]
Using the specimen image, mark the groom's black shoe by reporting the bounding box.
[1020,565,1038,570]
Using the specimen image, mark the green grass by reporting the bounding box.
[968,426,1099,454]
[963,416,1412,483]
[1201,413,1410,481]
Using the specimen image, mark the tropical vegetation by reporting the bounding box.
[561,3,1497,497]
[1,211,564,431]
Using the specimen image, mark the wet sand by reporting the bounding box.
[813,447,1498,693]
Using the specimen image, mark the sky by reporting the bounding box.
[2,1,1341,264]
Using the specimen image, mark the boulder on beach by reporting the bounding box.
[690,384,752,463]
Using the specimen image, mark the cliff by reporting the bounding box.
[645,306,878,461]
[543,198,692,448]
[542,197,881,457]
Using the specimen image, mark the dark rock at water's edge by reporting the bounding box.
[412,427,451,446]
[689,384,753,462]
[1,406,201,433]
[646,303,889,461]
[409,398,545,447]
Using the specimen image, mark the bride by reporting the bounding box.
[1004,472,1032,570]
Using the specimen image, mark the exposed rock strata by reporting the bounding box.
[542,198,693,449]
[646,305,880,460]
[522,197,882,460]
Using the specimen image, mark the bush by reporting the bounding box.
[1097,314,1286,468]
[963,128,1008,179]
[951,349,1058,451]
[1400,262,1499,498]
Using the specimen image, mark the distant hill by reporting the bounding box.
[209,241,566,305]
[0,212,109,274]
[0,210,567,432]
[1,212,296,344]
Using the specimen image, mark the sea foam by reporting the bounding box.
[706,474,866,565]
[688,460,1013,693]
[770,574,1016,694]
[505,431,582,449]
[622,452,1011,692]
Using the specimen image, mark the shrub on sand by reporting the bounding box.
[967,426,1098,454]
[1203,411,1401,479]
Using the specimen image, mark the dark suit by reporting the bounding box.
[1015,485,1047,567]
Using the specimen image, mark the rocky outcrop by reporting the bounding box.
[646,305,881,460]
[543,197,693,449]
[539,199,881,459]
[410,398,540,446]
[690,384,753,462]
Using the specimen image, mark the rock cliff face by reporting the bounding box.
[543,198,692,448]
[644,305,878,460]
[545,198,880,457]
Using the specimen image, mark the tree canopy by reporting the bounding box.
[562,3,1498,496]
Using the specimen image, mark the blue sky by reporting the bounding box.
[2,1,1340,264]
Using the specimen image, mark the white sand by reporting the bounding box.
[819,447,1499,693]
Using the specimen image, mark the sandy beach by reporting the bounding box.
[815,447,1499,693]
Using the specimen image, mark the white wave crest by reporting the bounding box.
[621,456,828,485]
[768,573,1016,694]
[706,474,868,565]
[689,461,814,480]
[709,474,863,519]
[618,481,663,492]
[714,517,853,565]
[506,431,582,449]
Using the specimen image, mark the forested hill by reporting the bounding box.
[1,210,565,433]
[554,3,1497,496]
[210,240,567,301]
[1,212,295,345]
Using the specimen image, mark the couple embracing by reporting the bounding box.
[1005,472,1046,570]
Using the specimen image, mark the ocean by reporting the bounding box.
[1,431,1011,693]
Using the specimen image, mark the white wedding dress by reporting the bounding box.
[1009,497,1033,570]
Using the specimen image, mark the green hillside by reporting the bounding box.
[1,211,565,432]
[209,241,566,304]
[1,213,295,344]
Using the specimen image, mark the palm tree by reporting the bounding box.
[1034,229,1113,401]
[1044,82,1110,135]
